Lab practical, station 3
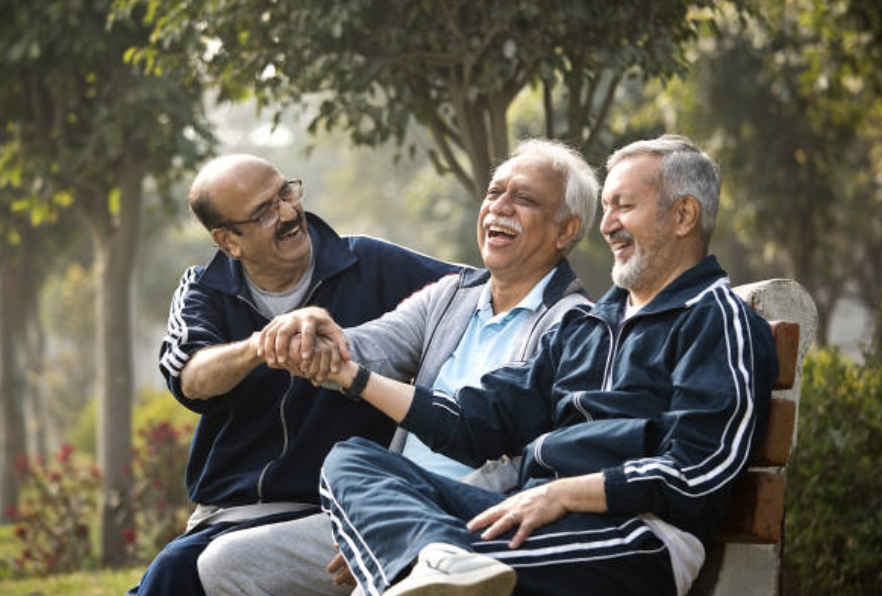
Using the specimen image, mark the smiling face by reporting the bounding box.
[600,154,682,304]
[205,156,312,292]
[477,155,579,285]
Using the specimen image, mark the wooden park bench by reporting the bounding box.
[689,278,818,596]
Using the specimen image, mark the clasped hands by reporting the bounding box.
[252,308,582,584]
[255,307,351,385]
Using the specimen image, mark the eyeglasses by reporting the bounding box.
[222,179,303,232]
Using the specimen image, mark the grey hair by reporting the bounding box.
[606,134,720,244]
[503,138,599,255]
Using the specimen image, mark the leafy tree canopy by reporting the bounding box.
[117,0,742,196]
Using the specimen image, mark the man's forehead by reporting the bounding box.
[602,155,660,198]
[490,155,558,186]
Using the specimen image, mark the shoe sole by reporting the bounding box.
[383,563,516,596]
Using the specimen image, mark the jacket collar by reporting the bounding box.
[199,212,357,299]
[458,258,585,307]
[589,255,729,325]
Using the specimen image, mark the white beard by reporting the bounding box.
[612,246,647,289]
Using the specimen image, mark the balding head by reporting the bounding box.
[189,154,282,231]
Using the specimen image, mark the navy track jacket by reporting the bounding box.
[159,213,457,507]
[402,256,778,546]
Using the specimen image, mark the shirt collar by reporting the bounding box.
[476,266,557,322]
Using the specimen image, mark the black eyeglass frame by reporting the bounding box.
[220,179,303,233]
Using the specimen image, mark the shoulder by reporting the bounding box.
[345,235,459,275]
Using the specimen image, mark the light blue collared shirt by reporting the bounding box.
[401,268,556,478]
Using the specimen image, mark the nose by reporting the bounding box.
[277,196,300,220]
[599,207,618,237]
[488,191,514,215]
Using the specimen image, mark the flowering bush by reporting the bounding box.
[130,419,193,560]
[9,443,100,576]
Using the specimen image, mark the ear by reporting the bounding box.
[673,196,701,238]
[555,215,581,251]
[211,227,242,259]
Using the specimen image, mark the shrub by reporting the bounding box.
[783,348,882,594]
[8,444,100,576]
[130,418,193,561]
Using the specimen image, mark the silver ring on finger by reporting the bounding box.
[505,512,517,525]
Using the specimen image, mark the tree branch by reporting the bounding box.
[584,69,622,153]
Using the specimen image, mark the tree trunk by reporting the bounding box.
[0,254,27,522]
[78,164,142,565]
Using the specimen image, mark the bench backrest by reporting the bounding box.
[688,278,818,596]
[722,279,818,543]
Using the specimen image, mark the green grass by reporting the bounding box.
[0,567,143,596]
[0,524,142,595]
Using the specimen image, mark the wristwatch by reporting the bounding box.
[342,364,370,401]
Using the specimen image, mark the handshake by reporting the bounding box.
[254,307,353,387]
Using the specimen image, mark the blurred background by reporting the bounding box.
[1,0,880,593]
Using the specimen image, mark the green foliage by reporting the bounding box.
[133,384,199,432]
[71,385,198,459]
[12,387,196,575]
[662,0,882,343]
[118,0,735,195]
[5,444,101,577]
[783,349,882,594]
[0,0,215,222]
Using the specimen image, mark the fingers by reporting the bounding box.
[327,552,356,586]
[327,552,345,573]
[467,485,565,550]
[258,308,345,367]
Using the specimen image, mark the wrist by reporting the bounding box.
[341,363,370,401]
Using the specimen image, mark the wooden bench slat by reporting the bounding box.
[750,397,796,466]
[770,321,799,390]
[720,321,800,543]
[721,471,786,543]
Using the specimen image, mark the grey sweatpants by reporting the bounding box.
[197,512,353,596]
[197,457,519,596]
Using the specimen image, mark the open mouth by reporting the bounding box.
[487,224,518,241]
[275,213,304,243]
[606,231,634,258]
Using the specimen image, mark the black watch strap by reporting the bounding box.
[342,364,370,401]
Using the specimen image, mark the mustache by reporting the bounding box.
[275,211,303,241]
[606,230,634,242]
[483,214,523,234]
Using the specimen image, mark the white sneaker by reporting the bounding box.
[383,542,516,596]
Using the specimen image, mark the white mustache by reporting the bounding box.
[483,214,523,234]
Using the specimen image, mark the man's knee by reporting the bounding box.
[324,437,389,481]
[198,534,251,596]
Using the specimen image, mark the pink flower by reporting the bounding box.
[56,443,76,463]
[121,527,137,544]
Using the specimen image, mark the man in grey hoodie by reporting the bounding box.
[196,138,599,596]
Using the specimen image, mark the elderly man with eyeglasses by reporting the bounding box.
[126,154,457,596]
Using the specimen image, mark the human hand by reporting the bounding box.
[466,483,568,549]
[327,549,357,586]
[280,333,353,385]
[258,307,349,369]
